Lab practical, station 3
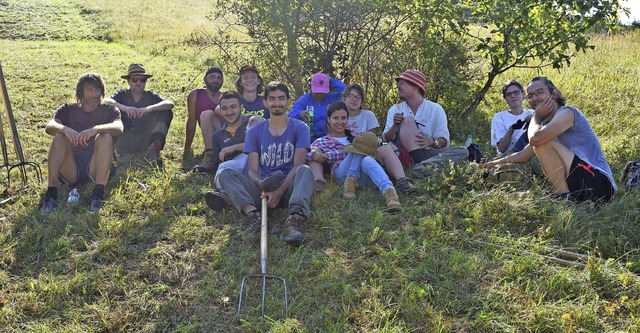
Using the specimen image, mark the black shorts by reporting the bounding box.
[58,151,117,186]
[566,155,614,202]
[59,150,93,186]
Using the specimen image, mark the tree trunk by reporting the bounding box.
[459,71,498,119]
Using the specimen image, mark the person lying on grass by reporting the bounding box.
[307,101,401,212]
[478,76,617,202]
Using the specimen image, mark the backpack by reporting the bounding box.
[622,161,640,190]
[467,143,483,163]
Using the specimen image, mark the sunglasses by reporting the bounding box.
[130,78,147,83]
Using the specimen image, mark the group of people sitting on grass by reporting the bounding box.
[39,64,617,245]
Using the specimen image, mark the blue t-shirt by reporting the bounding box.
[241,95,269,119]
[244,118,310,178]
[288,78,346,139]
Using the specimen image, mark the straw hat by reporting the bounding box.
[121,63,153,79]
[343,132,381,162]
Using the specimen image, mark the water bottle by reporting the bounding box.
[464,135,473,148]
[67,188,79,203]
[306,106,314,137]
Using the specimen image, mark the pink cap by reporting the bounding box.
[310,73,330,93]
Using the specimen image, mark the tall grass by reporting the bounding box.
[1,1,639,332]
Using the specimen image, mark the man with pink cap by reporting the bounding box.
[289,73,345,140]
[383,69,468,174]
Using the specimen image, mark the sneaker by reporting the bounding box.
[280,214,307,245]
[192,160,217,173]
[395,177,417,193]
[260,170,283,192]
[89,196,103,213]
[204,190,231,212]
[40,197,58,213]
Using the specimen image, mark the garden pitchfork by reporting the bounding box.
[236,194,288,320]
[0,62,42,187]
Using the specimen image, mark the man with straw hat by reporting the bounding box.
[104,63,174,167]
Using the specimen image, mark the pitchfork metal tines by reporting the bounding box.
[0,62,42,188]
[236,195,288,320]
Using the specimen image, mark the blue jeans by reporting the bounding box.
[214,153,248,189]
[334,153,394,193]
[218,165,314,217]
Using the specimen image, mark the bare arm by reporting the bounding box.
[184,90,198,151]
[529,106,574,147]
[496,129,513,153]
[219,143,245,161]
[479,144,535,168]
[247,151,261,186]
[263,147,308,208]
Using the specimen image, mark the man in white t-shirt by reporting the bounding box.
[382,69,467,174]
[490,80,534,156]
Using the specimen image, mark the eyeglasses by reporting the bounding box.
[346,94,362,101]
[526,88,546,100]
[130,78,147,83]
[505,90,523,98]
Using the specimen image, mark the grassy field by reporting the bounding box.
[1,0,640,332]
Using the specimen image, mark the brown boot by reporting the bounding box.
[384,188,401,212]
[343,176,358,199]
[280,214,307,245]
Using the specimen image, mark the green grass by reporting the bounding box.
[1,0,640,331]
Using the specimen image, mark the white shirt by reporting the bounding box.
[383,99,450,146]
[490,109,534,156]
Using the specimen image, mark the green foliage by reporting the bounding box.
[1,0,640,332]
[410,0,623,118]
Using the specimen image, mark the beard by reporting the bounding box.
[206,82,221,93]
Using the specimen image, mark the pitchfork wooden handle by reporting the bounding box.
[261,194,268,275]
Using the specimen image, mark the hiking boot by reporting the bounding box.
[243,210,262,234]
[192,159,217,173]
[314,178,328,192]
[204,190,231,212]
[144,141,163,167]
[384,188,401,212]
[241,210,280,235]
[40,196,58,213]
[89,196,103,213]
[260,170,283,192]
[396,177,417,193]
[280,214,307,245]
[343,176,358,199]
[202,149,214,163]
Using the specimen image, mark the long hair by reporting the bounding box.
[235,71,264,95]
[75,73,105,104]
[326,101,354,142]
[528,76,566,106]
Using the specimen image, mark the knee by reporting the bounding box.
[94,133,114,150]
[200,110,214,122]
